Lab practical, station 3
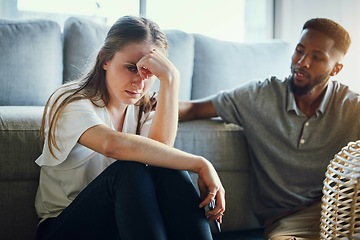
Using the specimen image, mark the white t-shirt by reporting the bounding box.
[35,89,154,220]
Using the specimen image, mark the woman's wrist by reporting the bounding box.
[192,156,211,174]
[158,67,180,87]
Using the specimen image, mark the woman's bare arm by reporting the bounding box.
[80,124,201,171]
[78,124,225,219]
[137,49,180,146]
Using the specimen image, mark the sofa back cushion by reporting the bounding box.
[152,30,194,100]
[192,34,292,99]
[63,17,110,83]
[0,19,63,106]
[63,17,194,100]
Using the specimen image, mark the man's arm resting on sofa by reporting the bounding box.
[179,98,217,121]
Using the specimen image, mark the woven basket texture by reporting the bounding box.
[320,141,360,239]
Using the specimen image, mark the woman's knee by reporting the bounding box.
[105,161,147,177]
[149,166,191,182]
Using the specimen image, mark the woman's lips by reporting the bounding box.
[125,90,141,97]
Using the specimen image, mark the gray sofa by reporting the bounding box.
[0,17,292,240]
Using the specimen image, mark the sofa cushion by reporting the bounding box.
[154,30,194,100]
[192,34,292,99]
[0,106,42,239]
[176,119,250,171]
[0,19,63,106]
[175,119,261,231]
[63,17,110,83]
[0,106,43,181]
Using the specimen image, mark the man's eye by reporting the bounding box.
[127,66,138,73]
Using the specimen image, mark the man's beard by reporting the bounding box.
[288,72,330,96]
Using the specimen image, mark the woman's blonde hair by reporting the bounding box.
[41,15,168,158]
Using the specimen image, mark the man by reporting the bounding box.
[179,18,360,239]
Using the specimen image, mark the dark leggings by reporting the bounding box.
[36,161,212,240]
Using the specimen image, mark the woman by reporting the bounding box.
[35,15,225,240]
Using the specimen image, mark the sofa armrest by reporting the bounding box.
[175,118,261,231]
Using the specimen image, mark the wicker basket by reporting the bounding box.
[320,141,360,239]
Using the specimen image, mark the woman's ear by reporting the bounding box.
[330,63,343,76]
[99,50,107,70]
[103,61,108,70]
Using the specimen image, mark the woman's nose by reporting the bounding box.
[131,77,144,89]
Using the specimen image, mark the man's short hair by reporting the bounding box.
[303,18,351,55]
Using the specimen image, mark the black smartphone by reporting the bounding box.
[208,200,221,232]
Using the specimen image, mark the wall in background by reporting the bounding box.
[275,0,360,93]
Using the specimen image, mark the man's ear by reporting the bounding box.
[330,63,343,76]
